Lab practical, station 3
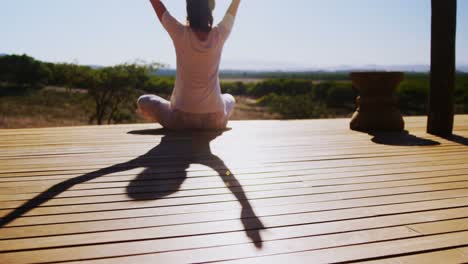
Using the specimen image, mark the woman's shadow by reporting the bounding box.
[0,128,265,248]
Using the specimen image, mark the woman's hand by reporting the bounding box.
[149,0,167,22]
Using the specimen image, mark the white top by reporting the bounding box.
[161,11,235,113]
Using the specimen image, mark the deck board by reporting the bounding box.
[1,115,468,263]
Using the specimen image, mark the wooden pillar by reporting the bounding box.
[427,0,457,136]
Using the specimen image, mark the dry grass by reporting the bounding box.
[230,96,281,120]
[0,116,88,129]
[0,91,277,129]
[0,89,92,129]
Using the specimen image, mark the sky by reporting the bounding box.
[1,0,467,70]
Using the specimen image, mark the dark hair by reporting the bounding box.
[186,0,214,33]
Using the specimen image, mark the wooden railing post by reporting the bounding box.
[427,0,457,136]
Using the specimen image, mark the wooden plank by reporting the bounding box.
[0,226,418,264]
[357,247,468,264]
[0,141,462,164]
[4,188,468,228]
[1,206,467,258]
[2,169,467,202]
[3,147,467,173]
[1,163,467,199]
[217,232,468,264]
[2,174,468,209]
[30,222,468,264]
[1,195,468,240]
[408,218,468,235]
[2,156,466,186]
[2,181,468,221]
[1,149,466,180]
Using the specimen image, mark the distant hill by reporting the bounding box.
[155,68,176,76]
[87,65,104,70]
[153,65,468,78]
[2,53,466,74]
[458,65,468,73]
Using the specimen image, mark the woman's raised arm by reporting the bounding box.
[217,0,241,40]
[226,0,241,17]
[149,0,167,22]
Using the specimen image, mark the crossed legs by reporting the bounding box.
[137,94,236,129]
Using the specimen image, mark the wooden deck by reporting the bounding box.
[1,116,468,263]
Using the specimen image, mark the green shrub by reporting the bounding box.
[397,77,429,115]
[0,54,50,89]
[221,81,249,95]
[143,76,174,95]
[325,82,356,107]
[248,79,314,97]
[258,93,328,119]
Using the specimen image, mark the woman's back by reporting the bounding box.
[161,11,235,113]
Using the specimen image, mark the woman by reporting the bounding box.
[138,0,241,130]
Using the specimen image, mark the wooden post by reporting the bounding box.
[427,0,457,136]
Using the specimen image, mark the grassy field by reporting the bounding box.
[0,89,92,128]
[1,54,466,129]
[0,89,279,129]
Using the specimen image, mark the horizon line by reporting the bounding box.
[1,53,468,73]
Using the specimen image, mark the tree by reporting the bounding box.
[0,54,50,89]
[87,63,159,125]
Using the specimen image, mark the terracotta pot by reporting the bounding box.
[350,72,405,132]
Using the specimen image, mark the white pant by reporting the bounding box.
[137,94,236,130]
